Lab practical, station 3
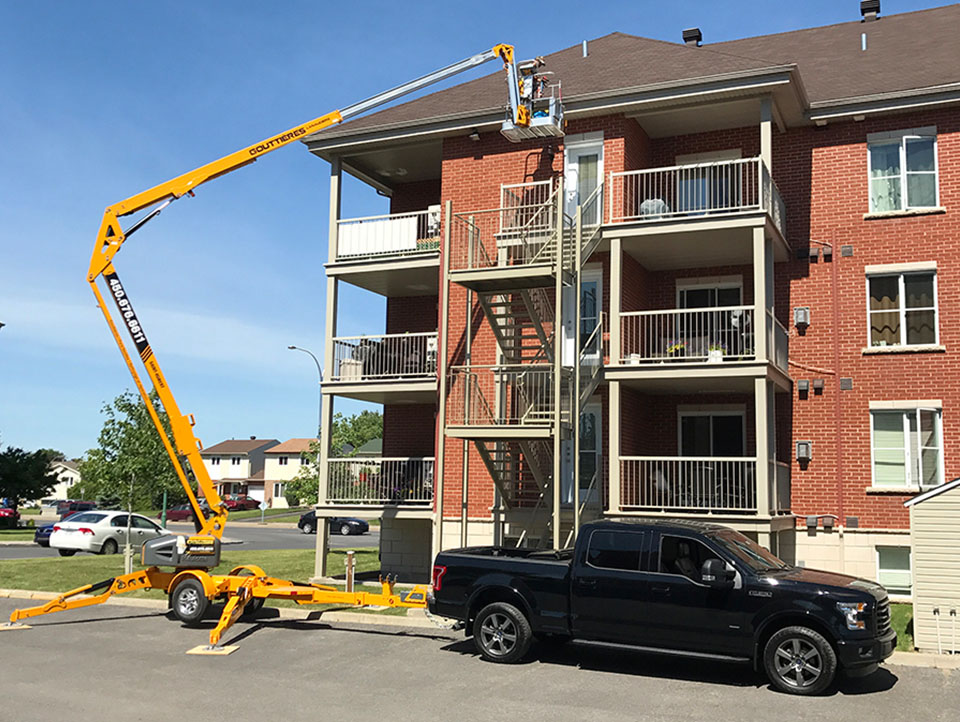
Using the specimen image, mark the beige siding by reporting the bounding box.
[910,489,960,653]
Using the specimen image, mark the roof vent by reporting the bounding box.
[860,0,879,21]
[250,435,256,440]
[682,27,702,47]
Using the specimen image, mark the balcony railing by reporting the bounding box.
[447,364,570,427]
[336,208,442,261]
[770,313,789,374]
[608,157,786,237]
[620,457,757,513]
[326,457,433,505]
[621,306,755,364]
[330,332,437,382]
[771,460,791,513]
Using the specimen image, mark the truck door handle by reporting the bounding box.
[651,585,671,594]
[576,579,598,589]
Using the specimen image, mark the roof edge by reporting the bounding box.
[904,476,960,507]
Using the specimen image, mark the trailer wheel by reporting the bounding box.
[171,577,209,626]
[473,602,532,664]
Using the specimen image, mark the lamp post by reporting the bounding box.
[288,345,323,501]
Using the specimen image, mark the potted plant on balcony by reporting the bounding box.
[666,340,686,360]
[707,343,726,363]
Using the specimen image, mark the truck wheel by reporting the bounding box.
[763,626,837,695]
[473,602,532,664]
[171,578,209,626]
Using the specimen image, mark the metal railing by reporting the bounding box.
[326,457,434,505]
[608,158,785,236]
[450,184,572,272]
[500,180,555,234]
[447,364,569,426]
[579,182,604,261]
[620,457,757,513]
[620,306,755,364]
[771,460,791,513]
[330,332,437,381]
[772,314,789,373]
[336,208,442,260]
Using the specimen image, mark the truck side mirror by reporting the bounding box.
[701,558,735,588]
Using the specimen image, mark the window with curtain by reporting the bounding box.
[871,408,942,488]
[868,272,937,347]
[868,134,938,212]
[876,547,912,594]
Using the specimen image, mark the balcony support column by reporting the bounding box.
[752,227,773,363]
[760,96,773,173]
[754,376,771,521]
[433,200,453,560]
[610,237,622,365]
[609,380,621,514]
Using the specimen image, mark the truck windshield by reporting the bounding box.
[708,529,790,572]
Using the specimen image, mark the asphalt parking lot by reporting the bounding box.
[2,599,956,722]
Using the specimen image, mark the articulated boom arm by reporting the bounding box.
[88,45,527,540]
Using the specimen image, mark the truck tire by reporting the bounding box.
[171,578,209,626]
[763,625,837,696]
[472,602,532,664]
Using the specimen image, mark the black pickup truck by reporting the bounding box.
[429,518,896,695]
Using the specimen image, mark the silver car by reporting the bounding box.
[49,510,167,557]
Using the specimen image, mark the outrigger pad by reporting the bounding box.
[0,623,31,630]
[186,644,238,656]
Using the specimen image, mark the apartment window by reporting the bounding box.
[868,272,937,347]
[868,132,938,212]
[231,457,241,466]
[871,408,943,488]
[210,457,220,465]
[300,456,310,465]
[278,456,288,466]
[273,483,286,498]
[876,546,912,595]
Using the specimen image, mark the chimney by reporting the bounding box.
[250,435,256,440]
[861,0,879,21]
[682,27,702,47]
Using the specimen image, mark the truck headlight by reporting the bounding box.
[837,601,867,630]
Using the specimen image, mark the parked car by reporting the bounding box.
[298,511,369,536]
[34,511,80,547]
[56,500,97,520]
[430,519,897,696]
[159,503,213,522]
[222,494,261,511]
[49,510,167,557]
[0,506,19,528]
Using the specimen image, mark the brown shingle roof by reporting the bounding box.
[306,5,960,143]
[201,439,279,455]
[264,438,317,454]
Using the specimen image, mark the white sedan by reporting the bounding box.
[49,510,167,557]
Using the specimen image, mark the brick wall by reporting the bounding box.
[386,295,437,334]
[390,179,441,214]
[382,404,436,457]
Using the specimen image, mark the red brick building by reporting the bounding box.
[304,3,960,594]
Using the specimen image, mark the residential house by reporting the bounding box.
[263,438,316,508]
[201,437,279,504]
[303,2,960,589]
[47,459,81,500]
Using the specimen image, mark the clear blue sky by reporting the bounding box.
[0,0,942,459]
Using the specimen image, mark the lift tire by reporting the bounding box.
[473,602,532,664]
[100,538,118,555]
[171,577,209,626]
[57,549,77,557]
[763,625,837,696]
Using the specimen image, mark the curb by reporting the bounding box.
[0,588,439,630]
[0,541,34,547]
[888,650,960,669]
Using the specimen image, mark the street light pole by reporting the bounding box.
[288,345,323,495]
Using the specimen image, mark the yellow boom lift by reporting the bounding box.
[4,45,562,653]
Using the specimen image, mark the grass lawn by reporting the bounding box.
[20,507,41,516]
[891,602,914,651]
[0,547,407,615]
[228,507,308,521]
[0,528,35,540]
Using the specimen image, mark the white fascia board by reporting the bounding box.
[808,84,960,122]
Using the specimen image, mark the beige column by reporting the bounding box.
[754,376,770,518]
[760,96,773,173]
[432,200,453,560]
[610,237,622,365]
[752,227,768,363]
[608,380,621,514]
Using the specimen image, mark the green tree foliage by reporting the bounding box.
[75,391,188,511]
[36,448,66,463]
[284,411,383,506]
[0,444,59,509]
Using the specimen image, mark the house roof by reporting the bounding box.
[305,5,960,144]
[265,438,317,454]
[201,439,279,455]
[355,438,382,456]
[904,477,960,507]
[51,460,79,472]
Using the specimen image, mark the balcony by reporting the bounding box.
[324,457,433,514]
[446,364,572,439]
[619,456,791,517]
[327,208,441,296]
[324,332,438,403]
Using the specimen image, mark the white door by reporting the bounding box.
[564,134,604,222]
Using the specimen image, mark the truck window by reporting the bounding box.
[659,535,721,583]
[585,530,647,572]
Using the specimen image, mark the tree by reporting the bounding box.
[0,445,59,510]
[75,390,188,511]
[36,448,66,463]
[284,410,383,506]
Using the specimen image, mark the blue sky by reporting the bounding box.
[0,0,941,459]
